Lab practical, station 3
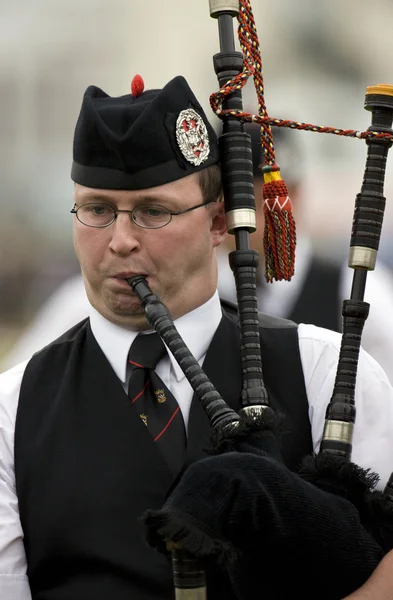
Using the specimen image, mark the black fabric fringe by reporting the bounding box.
[298,452,379,506]
[363,489,393,551]
[142,507,237,565]
[209,409,284,460]
[297,453,393,552]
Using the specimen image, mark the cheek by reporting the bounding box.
[148,233,180,265]
[148,225,206,271]
[165,224,211,266]
[73,227,106,271]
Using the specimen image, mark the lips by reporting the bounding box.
[113,272,147,280]
[111,273,149,290]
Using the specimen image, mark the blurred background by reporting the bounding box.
[2,0,393,368]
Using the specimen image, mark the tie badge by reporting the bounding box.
[140,413,148,426]
[154,388,167,404]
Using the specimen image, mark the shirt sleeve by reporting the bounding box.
[298,323,393,491]
[0,361,32,600]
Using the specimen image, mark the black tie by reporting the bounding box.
[128,333,186,475]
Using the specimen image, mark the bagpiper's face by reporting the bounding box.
[72,173,226,329]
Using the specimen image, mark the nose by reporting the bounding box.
[108,212,140,256]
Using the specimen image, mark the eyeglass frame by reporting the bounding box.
[70,200,215,230]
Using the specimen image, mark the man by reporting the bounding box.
[0,75,393,600]
[217,124,393,384]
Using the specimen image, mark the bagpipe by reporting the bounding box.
[127,1,393,598]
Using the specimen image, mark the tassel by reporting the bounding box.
[262,164,296,282]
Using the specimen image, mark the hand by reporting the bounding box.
[343,550,393,599]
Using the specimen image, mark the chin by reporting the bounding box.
[110,296,144,316]
[91,288,143,319]
[104,304,150,330]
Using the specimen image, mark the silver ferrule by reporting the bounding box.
[348,246,377,270]
[226,208,256,233]
[240,405,270,420]
[175,588,207,600]
[209,0,239,18]
[322,420,354,445]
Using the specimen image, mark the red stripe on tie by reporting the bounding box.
[154,406,181,442]
[130,380,150,404]
[129,359,144,368]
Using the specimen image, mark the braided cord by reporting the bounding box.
[209,0,393,283]
[210,0,393,147]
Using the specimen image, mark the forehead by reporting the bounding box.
[74,173,202,205]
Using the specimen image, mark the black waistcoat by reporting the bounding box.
[15,304,311,600]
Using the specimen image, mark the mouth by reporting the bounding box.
[113,271,147,279]
[110,273,148,288]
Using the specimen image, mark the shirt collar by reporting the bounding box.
[89,291,223,384]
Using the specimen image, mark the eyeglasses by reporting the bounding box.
[70,201,212,229]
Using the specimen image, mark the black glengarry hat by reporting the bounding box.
[71,75,219,190]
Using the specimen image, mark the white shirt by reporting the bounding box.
[2,292,393,599]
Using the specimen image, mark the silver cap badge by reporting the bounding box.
[175,108,210,166]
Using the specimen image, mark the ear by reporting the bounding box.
[209,201,227,247]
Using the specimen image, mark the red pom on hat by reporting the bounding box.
[131,74,144,97]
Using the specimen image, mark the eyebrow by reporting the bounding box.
[134,195,178,205]
[78,195,114,203]
[74,192,116,204]
[75,193,181,206]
